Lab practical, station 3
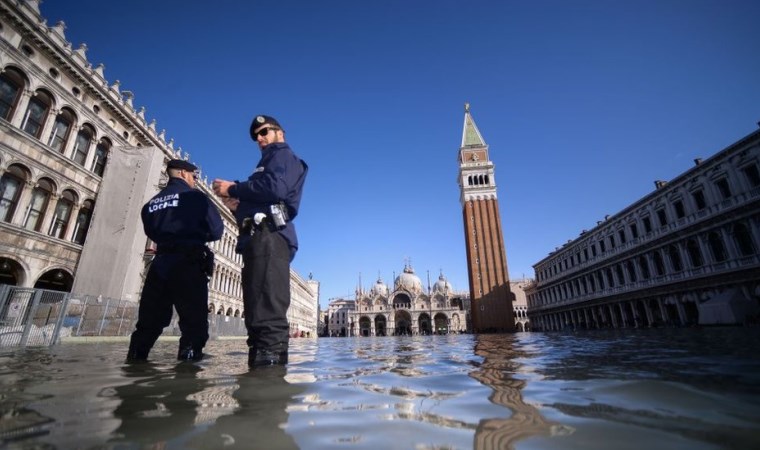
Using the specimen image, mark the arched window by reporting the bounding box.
[49,189,77,238]
[48,108,76,153]
[732,223,756,256]
[72,199,94,245]
[707,232,727,262]
[0,164,28,221]
[686,239,703,268]
[668,245,683,271]
[0,68,25,121]
[92,139,110,176]
[72,125,95,165]
[23,178,54,231]
[22,90,53,138]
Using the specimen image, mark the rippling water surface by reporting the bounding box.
[1,327,759,449]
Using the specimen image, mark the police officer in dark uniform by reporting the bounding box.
[212,115,307,368]
[127,159,224,362]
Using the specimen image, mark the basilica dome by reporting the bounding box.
[394,265,423,294]
[370,277,389,296]
[432,273,452,294]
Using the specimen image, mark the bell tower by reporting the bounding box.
[457,103,515,332]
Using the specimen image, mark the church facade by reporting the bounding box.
[326,266,470,337]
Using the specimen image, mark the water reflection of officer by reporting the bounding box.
[212,115,308,367]
[191,368,304,449]
[127,159,224,362]
[109,363,209,447]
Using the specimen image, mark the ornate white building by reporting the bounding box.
[326,265,470,336]
[0,0,318,334]
[525,127,760,330]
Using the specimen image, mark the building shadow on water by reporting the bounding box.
[470,334,574,450]
[109,363,305,449]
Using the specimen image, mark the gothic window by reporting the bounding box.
[92,139,111,176]
[49,190,77,238]
[72,124,95,165]
[0,164,27,222]
[732,223,756,256]
[73,199,94,244]
[0,68,24,121]
[707,232,727,262]
[48,108,75,153]
[23,178,54,232]
[686,239,703,268]
[22,90,53,138]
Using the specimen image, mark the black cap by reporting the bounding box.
[166,159,197,171]
[249,114,283,141]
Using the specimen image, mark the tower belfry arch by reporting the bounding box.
[457,104,516,332]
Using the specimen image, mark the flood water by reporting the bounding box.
[1,327,759,450]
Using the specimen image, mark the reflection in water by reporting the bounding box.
[192,366,306,449]
[470,334,572,449]
[108,362,213,448]
[1,329,759,449]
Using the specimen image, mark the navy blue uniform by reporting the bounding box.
[128,177,223,361]
[227,142,307,357]
[229,142,308,259]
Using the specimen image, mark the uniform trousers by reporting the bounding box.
[241,225,291,350]
[128,251,209,358]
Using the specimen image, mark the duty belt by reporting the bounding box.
[241,216,276,236]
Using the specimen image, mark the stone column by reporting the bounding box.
[40,192,59,235]
[39,108,59,147]
[10,179,34,225]
[10,89,33,129]
[62,200,81,241]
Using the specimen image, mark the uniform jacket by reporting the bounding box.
[141,177,224,247]
[228,142,308,256]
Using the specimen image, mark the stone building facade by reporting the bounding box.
[525,127,760,330]
[0,0,318,334]
[325,265,470,337]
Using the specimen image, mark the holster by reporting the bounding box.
[202,247,215,278]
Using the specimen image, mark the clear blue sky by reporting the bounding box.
[40,1,760,308]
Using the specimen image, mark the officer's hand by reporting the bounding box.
[222,197,239,212]
[212,179,234,197]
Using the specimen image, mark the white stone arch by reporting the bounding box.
[0,254,30,286]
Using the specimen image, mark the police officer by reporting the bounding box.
[212,115,307,368]
[127,159,224,362]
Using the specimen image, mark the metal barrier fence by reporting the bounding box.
[0,285,246,347]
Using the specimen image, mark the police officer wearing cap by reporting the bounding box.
[213,115,308,368]
[127,159,224,362]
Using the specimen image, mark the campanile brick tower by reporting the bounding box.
[457,104,516,332]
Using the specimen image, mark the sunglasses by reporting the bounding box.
[255,127,279,137]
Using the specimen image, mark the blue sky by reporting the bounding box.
[40,1,760,307]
